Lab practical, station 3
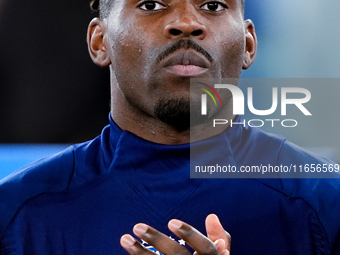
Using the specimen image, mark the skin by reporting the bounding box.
[87,0,256,253]
[87,0,256,144]
[120,214,231,255]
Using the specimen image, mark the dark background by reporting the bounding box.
[0,0,110,143]
[0,1,259,144]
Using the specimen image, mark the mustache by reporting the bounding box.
[156,40,213,64]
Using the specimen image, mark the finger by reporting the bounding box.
[168,219,219,255]
[220,249,230,255]
[120,234,155,255]
[133,223,191,255]
[214,239,226,254]
[205,214,231,251]
[194,239,226,255]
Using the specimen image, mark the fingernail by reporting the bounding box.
[209,214,221,224]
[169,219,182,229]
[212,214,219,221]
[121,235,135,247]
[214,239,219,246]
[221,250,230,255]
[133,223,148,235]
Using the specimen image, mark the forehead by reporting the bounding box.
[98,0,245,21]
[108,0,243,9]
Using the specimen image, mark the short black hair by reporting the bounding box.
[90,0,244,19]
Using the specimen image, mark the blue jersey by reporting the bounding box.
[1,114,340,254]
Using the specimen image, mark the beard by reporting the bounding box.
[154,97,210,132]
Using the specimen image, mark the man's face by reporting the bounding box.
[104,0,248,129]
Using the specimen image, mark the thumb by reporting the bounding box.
[205,214,231,251]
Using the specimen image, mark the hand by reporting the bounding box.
[120,214,231,255]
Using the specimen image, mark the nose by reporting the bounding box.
[164,4,207,40]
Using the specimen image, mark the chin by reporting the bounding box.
[154,96,210,132]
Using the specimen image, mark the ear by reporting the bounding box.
[87,18,111,67]
[242,19,257,70]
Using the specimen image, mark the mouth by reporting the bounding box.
[162,50,211,77]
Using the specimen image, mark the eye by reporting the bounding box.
[201,1,227,12]
[138,1,166,11]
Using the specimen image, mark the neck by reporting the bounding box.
[110,77,234,145]
[111,97,234,145]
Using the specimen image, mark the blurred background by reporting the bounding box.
[1,0,340,178]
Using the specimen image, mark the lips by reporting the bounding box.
[161,50,211,77]
[163,50,211,68]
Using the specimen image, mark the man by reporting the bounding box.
[1,0,340,254]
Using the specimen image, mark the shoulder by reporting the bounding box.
[0,145,76,238]
[250,131,340,248]
[280,141,340,250]
[0,128,109,239]
[249,128,340,205]
[239,125,335,169]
